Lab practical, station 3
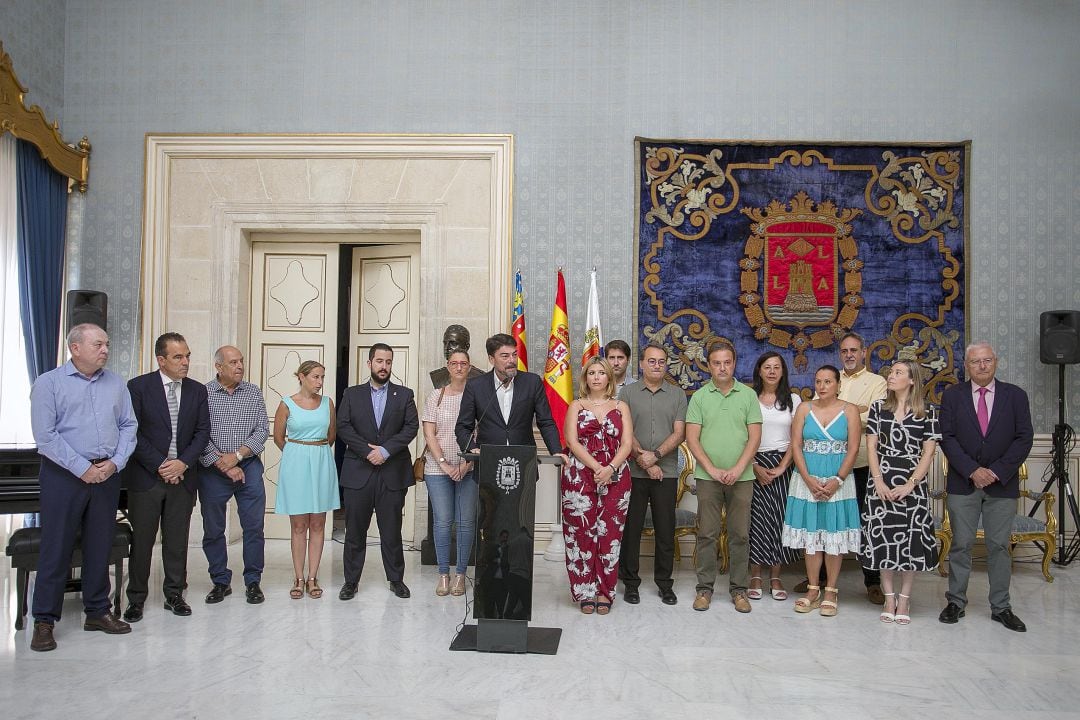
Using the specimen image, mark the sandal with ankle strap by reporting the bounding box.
[894,594,911,625]
[793,584,821,613]
[880,593,897,623]
[819,586,839,617]
[770,577,787,601]
[290,578,304,600]
[306,577,323,599]
[748,576,763,600]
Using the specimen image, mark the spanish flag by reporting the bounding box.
[544,269,573,445]
[511,270,528,372]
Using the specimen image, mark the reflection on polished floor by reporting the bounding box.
[2,518,1078,719]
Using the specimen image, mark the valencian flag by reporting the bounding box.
[544,269,573,445]
[511,270,528,372]
[581,269,603,366]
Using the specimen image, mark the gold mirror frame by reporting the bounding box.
[0,42,90,191]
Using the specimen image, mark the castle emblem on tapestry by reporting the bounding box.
[635,140,968,401]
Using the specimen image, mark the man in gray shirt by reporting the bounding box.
[618,342,687,605]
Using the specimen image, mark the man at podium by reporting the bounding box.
[455,333,562,455]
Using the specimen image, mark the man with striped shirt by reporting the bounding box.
[199,345,270,605]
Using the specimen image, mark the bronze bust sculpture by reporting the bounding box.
[429,324,485,388]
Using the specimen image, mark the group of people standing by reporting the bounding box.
[25,321,1033,653]
[561,333,1033,635]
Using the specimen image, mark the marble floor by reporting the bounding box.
[2,520,1078,719]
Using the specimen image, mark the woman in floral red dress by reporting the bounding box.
[562,356,633,615]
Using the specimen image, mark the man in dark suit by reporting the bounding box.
[122,333,211,621]
[939,341,1033,632]
[337,343,419,600]
[455,333,563,454]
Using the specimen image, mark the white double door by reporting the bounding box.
[248,234,421,540]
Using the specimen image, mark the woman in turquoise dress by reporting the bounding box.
[273,360,340,599]
[781,365,862,617]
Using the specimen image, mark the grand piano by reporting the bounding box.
[0,443,42,514]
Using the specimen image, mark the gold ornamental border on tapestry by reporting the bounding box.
[0,42,90,191]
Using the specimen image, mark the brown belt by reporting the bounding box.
[287,438,329,446]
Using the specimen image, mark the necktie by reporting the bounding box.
[167,380,180,458]
[976,386,989,436]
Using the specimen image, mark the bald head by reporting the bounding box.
[213,345,245,388]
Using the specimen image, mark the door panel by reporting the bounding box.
[250,242,340,538]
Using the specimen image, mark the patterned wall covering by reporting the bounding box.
[3,0,1079,432]
[0,0,66,123]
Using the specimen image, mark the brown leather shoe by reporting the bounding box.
[732,592,752,613]
[867,585,886,605]
[31,621,56,652]
[83,612,132,634]
[692,590,713,611]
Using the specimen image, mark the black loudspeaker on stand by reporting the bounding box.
[1032,310,1080,565]
[66,290,108,332]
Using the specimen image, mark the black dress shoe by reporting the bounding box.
[205,584,232,604]
[939,602,966,624]
[991,609,1027,632]
[624,588,640,604]
[660,588,678,605]
[83,612,132,634]
[123,602,144,623]
[245,582,265,604]
[390,580,411,598]
[164,594,192,616]
[339,582,359,600]
[31,621,56,652]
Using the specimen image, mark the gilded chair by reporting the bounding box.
[936,458,1057,582]
[673,442,728,572]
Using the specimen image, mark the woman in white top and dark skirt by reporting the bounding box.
[748,352,803,601]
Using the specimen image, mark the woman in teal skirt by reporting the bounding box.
[273,360,340,599]
[781,365,862,617]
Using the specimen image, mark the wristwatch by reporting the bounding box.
[235,451,244,463]
[654,447,663,458]
[438,457,447,463]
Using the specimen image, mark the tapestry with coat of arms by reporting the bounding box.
[635,139,969,401]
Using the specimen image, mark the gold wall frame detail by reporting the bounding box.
[0,42,90,191]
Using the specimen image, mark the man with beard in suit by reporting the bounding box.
[337,343,420,600]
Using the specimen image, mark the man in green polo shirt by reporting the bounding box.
[685,341,762,613]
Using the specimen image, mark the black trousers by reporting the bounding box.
[126,480,196,603]
[33,458,121,624]
[619,475,678,591]
[342,481,407,584]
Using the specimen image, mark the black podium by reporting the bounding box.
[450,445,562,654]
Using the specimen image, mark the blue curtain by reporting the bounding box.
[16,139,68,381]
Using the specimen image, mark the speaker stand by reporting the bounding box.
[1030,364,1080,565]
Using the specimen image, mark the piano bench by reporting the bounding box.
[4,521,133,631]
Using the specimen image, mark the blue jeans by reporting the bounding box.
[425,472,477,574]
[199,458,265,587]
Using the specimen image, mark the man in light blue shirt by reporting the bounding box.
[29,323,137,652]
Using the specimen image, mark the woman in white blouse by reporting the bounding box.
[748,352,803,601]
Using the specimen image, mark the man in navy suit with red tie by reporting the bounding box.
[939,342,1033,632]
[337,343,419,600]
[123,333,210,621]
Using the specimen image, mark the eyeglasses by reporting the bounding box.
[447,361,470,368]
[966,358,995,367]
[644,358,667,367]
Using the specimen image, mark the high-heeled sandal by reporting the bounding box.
[290,578,304,599]
[435,574,451,596]
[880,593,897,623]
[769,577,787,601]
[793,584,821,613]
[894,594,911,625]
[747,576,763,600]
[595,598,612,615]
[306,577,323,599]
[580,600,596,614]
[819,586,839,617]
[450,574,466,596]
